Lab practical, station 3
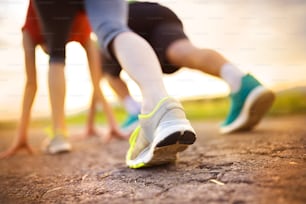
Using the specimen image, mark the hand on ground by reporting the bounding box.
[102,127,130,144]
[0,141,34,159]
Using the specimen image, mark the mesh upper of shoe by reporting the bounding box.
[127,97,187,160]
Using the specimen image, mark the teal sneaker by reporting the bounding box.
[126,97,196,168]
[120,114,139,134]
[220,74,275,134]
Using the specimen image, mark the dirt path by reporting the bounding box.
[0,115,305,204]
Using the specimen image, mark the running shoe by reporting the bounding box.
[42,135,71,154]
[220,74,275,134]
[126,97,196,168]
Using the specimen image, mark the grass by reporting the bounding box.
[63,88,306,125]
[269,91,306,115]
[182,97,229,121]
[183,89,306,121]
[1,88,305,129]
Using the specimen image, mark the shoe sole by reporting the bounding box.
[127,122,196,168]
[220,86,275,134]
[149,130,196,166]
[128,130,196,168]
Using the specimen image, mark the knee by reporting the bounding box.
[96,23,130,58]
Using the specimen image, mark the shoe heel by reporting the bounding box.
[156,131,180,147]
[156,130,196,147]
[179,130,196,144]
[243,89,275,130]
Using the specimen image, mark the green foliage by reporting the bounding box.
[269,90,306,115]
[182,97,229,121]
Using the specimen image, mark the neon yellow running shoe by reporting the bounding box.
[126,97,196,168]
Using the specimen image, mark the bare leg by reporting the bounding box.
[0,31,36,158]
[106,75,131,100]
[167,40,273,134]
[166,39,228,77]
[48,63,67,136]
[83,39,128,141]
[106,75,141,133]
[85,93,99,137]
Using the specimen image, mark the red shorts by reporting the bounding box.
[21,0,92,46]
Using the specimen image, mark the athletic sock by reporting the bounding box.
[220,63,245,93]
[123,96,141,115]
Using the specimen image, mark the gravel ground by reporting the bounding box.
[0,115,305,204]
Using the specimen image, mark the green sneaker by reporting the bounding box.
[120,114,139,134]
[220,74,275,134]
[126,97,196,168]
[42,135,72,154]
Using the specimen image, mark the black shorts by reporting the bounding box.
[103,2,188,77]
[33,0,84,63]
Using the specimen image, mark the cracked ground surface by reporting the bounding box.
[0,115,305,204]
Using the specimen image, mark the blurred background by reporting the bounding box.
[0,0,305,121]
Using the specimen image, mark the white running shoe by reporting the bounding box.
[126,97,196,168]
[43,135,72,154]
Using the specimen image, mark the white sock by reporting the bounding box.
[220,63,245,93]
[123,96,141,115]
[113,32,168,114]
